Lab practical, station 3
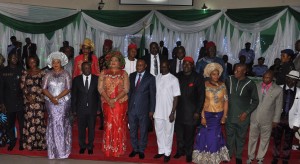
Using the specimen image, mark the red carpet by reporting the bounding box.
[0,119,300,164]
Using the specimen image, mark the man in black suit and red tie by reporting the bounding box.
[71,62,100,155]
[128,59,156,159]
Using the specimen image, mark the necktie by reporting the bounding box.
[136,73,142,88]
[154,55,158,75]
[85,76,89,92]
[262,86,267,100]
[284,89,292,113]
[179,60,183,72]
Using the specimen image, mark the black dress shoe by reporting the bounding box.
[129,150,138,157]
[139,152,145,159]
[88,149,93,154]
[7,142,16,151]
[19,145,24,151]
[164,155,171,163]
[173,152,182,159]
[79,148,86,154]
[271,158,278,164]
[154,153,164,158]
[236,158,242,164]
[186,155,192,163]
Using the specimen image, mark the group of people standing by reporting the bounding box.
[0,36,300,164]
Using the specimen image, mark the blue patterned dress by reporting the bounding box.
[42,70,72,159]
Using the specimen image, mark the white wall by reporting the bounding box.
[0,0,299,10]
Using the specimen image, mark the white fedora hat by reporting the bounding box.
[286,70,300,80]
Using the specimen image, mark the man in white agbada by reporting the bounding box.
[153,60,181,163]
[124,43,138,75]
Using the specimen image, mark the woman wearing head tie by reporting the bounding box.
[73,38,100,78]
[42,52,72,159]
[192,63,230,164]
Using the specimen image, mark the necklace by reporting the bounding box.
[209,80,219,86]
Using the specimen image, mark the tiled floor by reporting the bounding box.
[0,154,137,164]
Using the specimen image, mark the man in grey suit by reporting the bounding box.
[247,70,283,164]
[128,59,156,159]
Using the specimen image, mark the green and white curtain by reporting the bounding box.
[0,3,299,68]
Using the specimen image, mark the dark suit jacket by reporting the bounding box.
[22,43,37,61]
[128,71,156,115]
[169,58,183,75]
[176,71,205,125]
[71,74,100,115]
[226,62,233,75]
[143,53,164,73]
[0,66,24,112]
[159,46,169,60]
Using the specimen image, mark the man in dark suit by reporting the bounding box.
[128,59,156,159]
[143,42,163,76]
[159,41,169,61]
[223,55,233,75]
[22,38,37,65]
[169,46,186,75]
[0,52,24,151]
[174,57,205,162]
[71,62,100,155]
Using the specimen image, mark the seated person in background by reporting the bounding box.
[233,55,252,76]
[252,57,268,77]
[269,58,281,73]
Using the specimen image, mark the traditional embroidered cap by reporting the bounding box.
[203,62,223,78]
[103,39,113,48]
[81,38,95,51]
[128,43,137,50]
[205,41,216,51]
[183,56,194,65]
[286,70,300,80]
[47,51,68,68]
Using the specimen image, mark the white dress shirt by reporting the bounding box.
[82,74,91,89]
[124,58,137,75]
[176,59,183,73]
[150,54,160,76]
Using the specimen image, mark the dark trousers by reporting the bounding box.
[6,110,24,145]
[273,118,294,160]
[78,112,96,150]
[226,119,249,159]
[128,111,149,153]
[175,122,196,157]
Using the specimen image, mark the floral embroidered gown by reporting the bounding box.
[98,69,129,157]
[20,70,47,150]
[193,81,230,164]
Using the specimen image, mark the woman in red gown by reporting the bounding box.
[98,51,129,157]
[73,38,100,78]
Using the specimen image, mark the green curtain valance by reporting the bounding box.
[289,7,300,23]
[82,10,151,27]
[0,12,79,34]
[157,9,221,21]
[225,6,287,23]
